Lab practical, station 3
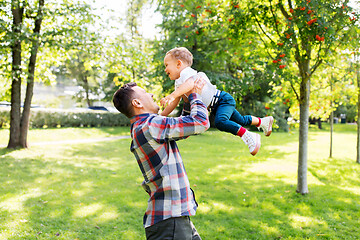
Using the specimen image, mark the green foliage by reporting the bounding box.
[102,35,155,101]
[0,0,97,85]
[0,107,129,128]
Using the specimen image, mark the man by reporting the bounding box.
[112,79,209,240]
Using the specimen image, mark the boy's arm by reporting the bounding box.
[149,93,209,143]
[148,79,209,142]
[160,96,181,116]
[160,77,195,107]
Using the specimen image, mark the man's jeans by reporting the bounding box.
[145,216,201,240]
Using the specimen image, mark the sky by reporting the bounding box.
[91,0,359,39]
[91,0,162,39]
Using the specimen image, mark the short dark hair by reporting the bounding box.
[112,82,137,118]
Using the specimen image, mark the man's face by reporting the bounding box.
[132,86,160,114]
[164,54,181,80]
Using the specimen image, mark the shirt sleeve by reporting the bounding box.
[148,93,209,143]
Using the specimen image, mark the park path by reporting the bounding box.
[0,135,130,148]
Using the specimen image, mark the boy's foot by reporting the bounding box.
[242,131,261,156]
[258,116,274,136]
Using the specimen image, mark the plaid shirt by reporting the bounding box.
[130,93,209,228]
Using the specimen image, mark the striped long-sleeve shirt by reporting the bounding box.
[130,93,209,228]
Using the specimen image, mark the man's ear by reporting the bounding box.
[132,98,143,109]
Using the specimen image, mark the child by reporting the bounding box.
[160,47,274,156]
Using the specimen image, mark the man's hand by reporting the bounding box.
[190,76,206,95]
[160,94,176,108]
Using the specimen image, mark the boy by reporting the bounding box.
[161,47,273,156]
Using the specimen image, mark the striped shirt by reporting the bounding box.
[130,93,209,228]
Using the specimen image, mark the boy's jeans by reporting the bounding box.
[213,91,252,135]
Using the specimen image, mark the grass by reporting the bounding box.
[0,127,130,146]
[0,124,359,239]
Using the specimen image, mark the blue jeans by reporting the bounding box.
[213,91,252,135]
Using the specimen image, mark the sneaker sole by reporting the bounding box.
[251,134,261,156]
[265,116,274,137]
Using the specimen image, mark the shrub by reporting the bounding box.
[0,107,130,128]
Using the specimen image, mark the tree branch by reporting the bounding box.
[290,80,300,101]
[252,12,275,45]
[269,0,282,38]
[278,0,301,64]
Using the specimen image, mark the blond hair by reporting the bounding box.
[166,47,193,66]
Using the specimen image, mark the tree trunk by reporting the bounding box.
[330,111,333,158]
[317,118,322,129]
[8,1,23,149]
[357,55,360,164]
[297,75,310,194]
[20,0,44,148]
[83,76,91,107]
[330,77,333,158]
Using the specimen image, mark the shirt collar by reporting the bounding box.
[130,113,152,124]
[177,67,197,82]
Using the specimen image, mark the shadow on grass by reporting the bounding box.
[0,147,19,156]
[309,157,360,188]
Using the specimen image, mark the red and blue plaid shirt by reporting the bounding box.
[130,93,209,228]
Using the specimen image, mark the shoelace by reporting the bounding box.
[243,133,256,148]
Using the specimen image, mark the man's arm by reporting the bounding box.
[149,93,209,142]
[149,79,209,142]
[160,77,195,108]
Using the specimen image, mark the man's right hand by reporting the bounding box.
[190,76,206,95]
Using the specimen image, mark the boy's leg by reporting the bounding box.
[214,100,242,135]
[230,110,254,127]
[214,92,260,155]
[231,111,273,136]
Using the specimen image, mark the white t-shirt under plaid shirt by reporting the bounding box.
[130,93,209,228]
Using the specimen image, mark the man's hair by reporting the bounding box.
[166,47,193,66]
[113,82,137,118]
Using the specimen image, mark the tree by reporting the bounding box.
[63,29,105,107]
[103,0,154,101]
[2,0,96,148]
[357,53,360,164]
[236,0,359,194]
[6,0,45,149]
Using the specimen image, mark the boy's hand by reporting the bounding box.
[160,95,176,108]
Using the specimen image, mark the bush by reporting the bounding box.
[0,107,130,128]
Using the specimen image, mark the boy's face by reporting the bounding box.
[164,54,182,80]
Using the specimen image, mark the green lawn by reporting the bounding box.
[0,124,359,239]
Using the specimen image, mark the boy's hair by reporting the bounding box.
[113,82,137,118]
[166,47,193,66]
